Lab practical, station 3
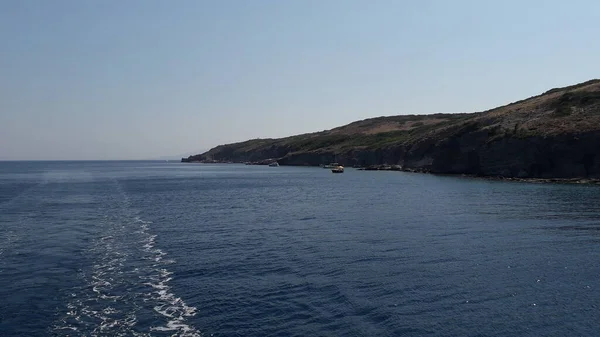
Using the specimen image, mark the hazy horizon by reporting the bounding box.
[1,0,599,160]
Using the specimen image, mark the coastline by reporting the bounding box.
[181,80,600,184]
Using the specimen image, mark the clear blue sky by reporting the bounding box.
[1,0,598,160]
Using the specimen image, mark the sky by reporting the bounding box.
[1,0,599,160]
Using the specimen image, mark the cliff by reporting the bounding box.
[183,79,600,179]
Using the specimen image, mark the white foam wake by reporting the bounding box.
[136,216,201,336]
[54,180,201,336]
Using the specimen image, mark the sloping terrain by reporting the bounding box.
[183,79,600,178]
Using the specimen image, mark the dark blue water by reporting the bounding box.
[1,161,599,336]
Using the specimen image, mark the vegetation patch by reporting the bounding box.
[552,91,600,117]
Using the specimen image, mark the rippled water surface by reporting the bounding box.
[1,161,599,336]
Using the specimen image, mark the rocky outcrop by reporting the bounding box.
[182,79,600,179]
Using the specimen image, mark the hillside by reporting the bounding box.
[183,79,600,179]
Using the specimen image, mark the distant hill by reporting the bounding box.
[183,79,600,179]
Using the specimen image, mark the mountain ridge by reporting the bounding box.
[183,79,600,179]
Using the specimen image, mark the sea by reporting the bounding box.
[0,161,599,337]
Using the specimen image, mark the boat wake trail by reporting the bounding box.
[53,180,200,336]
[138,217,200,336]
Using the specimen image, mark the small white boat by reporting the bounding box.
[331,165,344,173]
[268,162,279,167]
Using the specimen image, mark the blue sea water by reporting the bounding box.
[1,161,599,336]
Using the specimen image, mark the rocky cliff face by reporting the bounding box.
[183,79,600,179]
[271,130,600,178]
